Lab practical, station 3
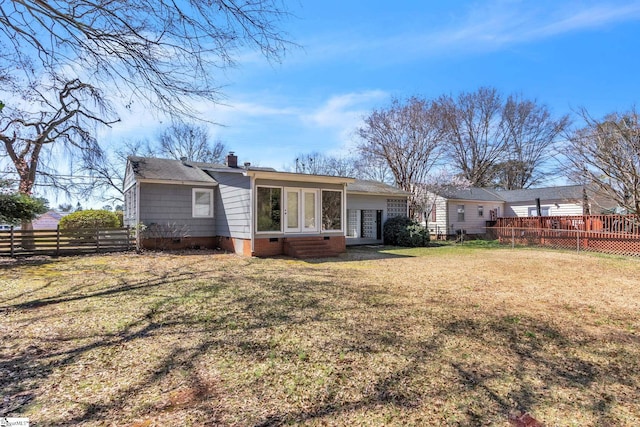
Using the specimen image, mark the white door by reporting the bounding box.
[302,190,318,232]
[285,189,300,232]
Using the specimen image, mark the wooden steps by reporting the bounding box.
[283,237,340,259]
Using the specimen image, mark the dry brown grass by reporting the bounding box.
[1,245,639,426]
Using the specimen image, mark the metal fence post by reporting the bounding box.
[511,226,515,249]
[56,225,60,256]
[576,230,580,253]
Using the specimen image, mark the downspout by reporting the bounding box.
[249,174,255,256]
[135,182,141,249]
[343,183,348,234]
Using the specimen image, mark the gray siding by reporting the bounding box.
[209,172,251,239]
[123,162,136,190]
[138,183,215,237]
[123,185,137,227]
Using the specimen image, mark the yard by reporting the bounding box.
[1,245,639,426]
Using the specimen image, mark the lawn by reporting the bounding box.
[1,245,639,426]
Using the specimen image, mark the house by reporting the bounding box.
[426,187,505,237]
[123,154,409,257]
[32,210,68,229]
[426,184,615,238]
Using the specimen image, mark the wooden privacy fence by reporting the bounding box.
[0,226,135,257]
[492,214,640,256]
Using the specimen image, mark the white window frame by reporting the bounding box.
[256,185,283,233]
[478,205,484,218]
[284,188,301,233]
[457,204,465,222]
[192,188,214,218]
[528,206,550,217]
[321,189,344,232]
[302,189,319,232]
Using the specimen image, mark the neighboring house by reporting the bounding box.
[426,184,616,238]
[32,211,68,229]
[123,154,409,257]
[426,187,505,237]
[498,185,588,217]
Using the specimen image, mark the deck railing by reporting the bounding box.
[0,226,135,257]
[492,215,640,256]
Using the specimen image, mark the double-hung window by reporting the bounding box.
[193,188,214,218]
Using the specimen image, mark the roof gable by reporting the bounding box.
[347,180,410,196]
[497,185,585,203]
[434,187,504,202]
[128,156,217,184]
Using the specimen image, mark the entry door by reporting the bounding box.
[285,189,300,232]
[285,188,319,233]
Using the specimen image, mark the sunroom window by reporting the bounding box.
[322,190,342,231]
[257,187,282,232]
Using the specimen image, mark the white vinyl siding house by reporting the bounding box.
[345,181,411,245]
[446,200,504,235]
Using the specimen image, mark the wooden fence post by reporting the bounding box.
[56,225,60,257]
[10,226,14,257]
[126,226,131,251]
[96,227,100,251]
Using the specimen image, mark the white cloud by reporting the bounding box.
[295,1,640,63]
[303,90,387,128]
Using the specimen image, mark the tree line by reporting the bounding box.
[291,88,639,218]
[1,0,290,226]
[0,1,638,222]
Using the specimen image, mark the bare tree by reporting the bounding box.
[158,123,227,163]
[0,78,117,202]
[79,138,156,204]
[413,172,471,226]
[437,88,568,189]
[564,108,640,214]
[353,152,394,184]
[358,96,445,217]
[496,95,570,189]
[437,87,508,187]
[290,152,360,177]
[0,0,292,117]
[81,124,227,204]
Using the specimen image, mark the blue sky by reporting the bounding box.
[101,0,640,171]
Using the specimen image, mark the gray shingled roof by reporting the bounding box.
[497,185,584,203]
[347,180,411,196]
[438,187,504,201]
[128,156,217,183]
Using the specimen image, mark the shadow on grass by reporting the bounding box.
[1,254,638,426]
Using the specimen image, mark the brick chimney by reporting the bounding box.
[226,152,238,168]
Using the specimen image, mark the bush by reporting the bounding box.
[383,216,430,247]
[59,209,120,230]
[114,210,124,227]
